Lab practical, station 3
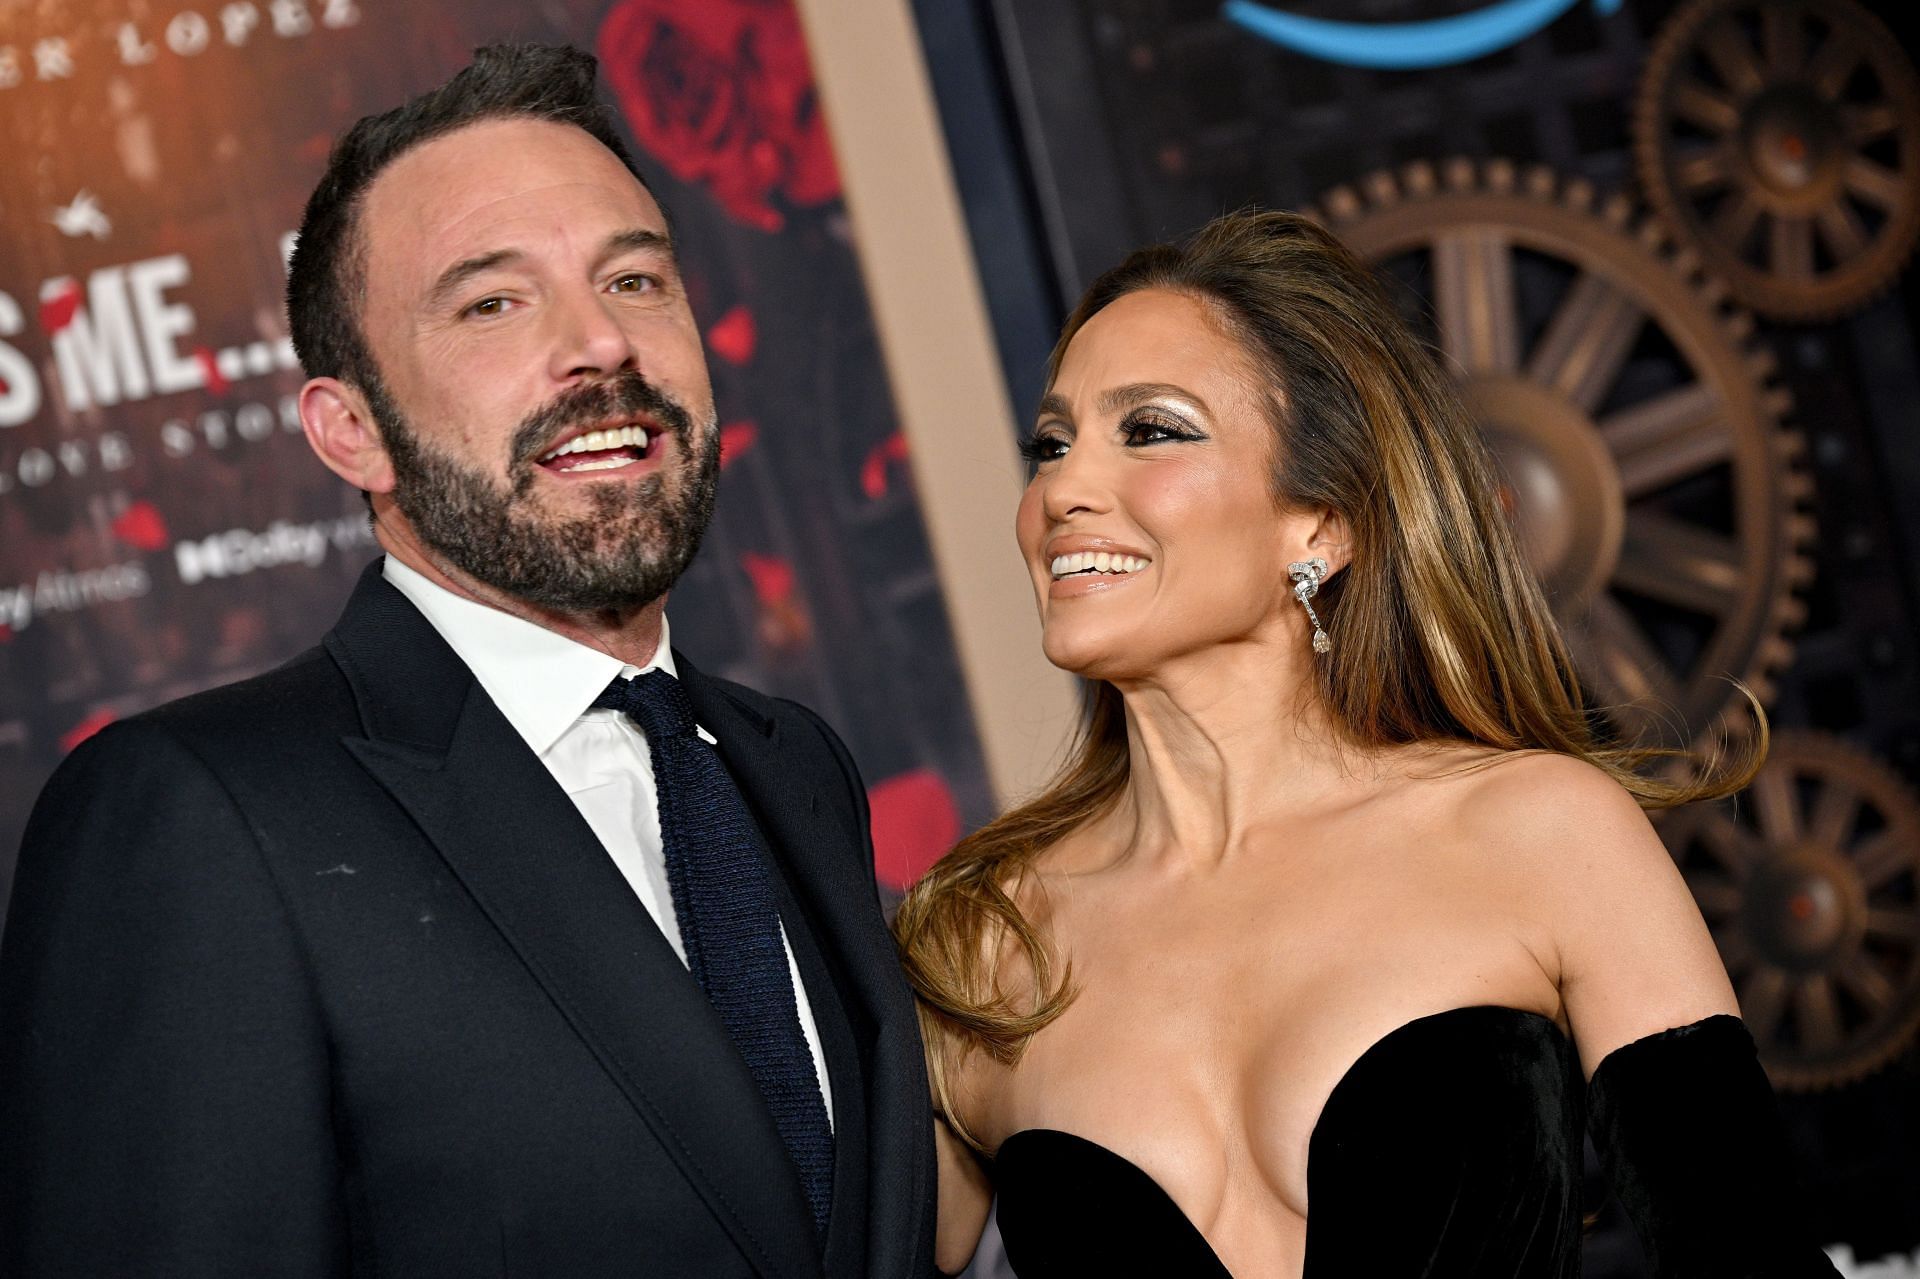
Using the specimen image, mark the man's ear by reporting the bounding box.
[300,377,395,496]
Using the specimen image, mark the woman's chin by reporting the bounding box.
[1041,632,1150,683]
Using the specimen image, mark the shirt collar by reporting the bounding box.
[382,555,697,757]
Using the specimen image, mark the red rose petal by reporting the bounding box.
[111,501,170,551]
[739,551,795,606]
[719,421,759,469]
[39,279,82,334]
[60,709,117,753]
[708,305,757,365]
[195,347,228,394]
[860,432,910,500]
[869,769,961,891]
[597,0,837,233]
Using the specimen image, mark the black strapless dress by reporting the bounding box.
[994,1008,1838,1277]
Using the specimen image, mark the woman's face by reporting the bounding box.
[1016,288,1328,682]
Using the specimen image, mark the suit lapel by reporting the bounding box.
[678,655,936,1279]
[324,564,822,1279]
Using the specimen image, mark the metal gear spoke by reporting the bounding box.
[1635,0,1920,320]
[1659,731,1920,1089]
[1315,160,1812,742]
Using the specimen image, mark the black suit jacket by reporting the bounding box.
[0,562,936,1278]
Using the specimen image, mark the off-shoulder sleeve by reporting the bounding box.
[1588,1015,1840,1278]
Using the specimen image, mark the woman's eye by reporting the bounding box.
[1018,432,1069,464]
[1123,416,1195,445]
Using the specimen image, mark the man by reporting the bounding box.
[0,45,935,1278]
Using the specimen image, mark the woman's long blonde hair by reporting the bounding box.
[893,210,1762,1144]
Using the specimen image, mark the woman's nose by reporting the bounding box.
[1039,446,1113,523]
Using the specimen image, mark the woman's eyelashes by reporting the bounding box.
[1120,411,1203,446]
[1018,430,1069,465]
[1019,411,1204,465]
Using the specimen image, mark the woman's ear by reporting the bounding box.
[1304,508,1354,578]
[300,377,396,497]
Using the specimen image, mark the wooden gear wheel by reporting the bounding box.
[1634,0,1920,321]
[1315,160,1814,745]
[1659,731,1920,1089]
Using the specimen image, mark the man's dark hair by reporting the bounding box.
[286,43,662,395]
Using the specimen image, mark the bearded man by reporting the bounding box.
[0,45,935,1279]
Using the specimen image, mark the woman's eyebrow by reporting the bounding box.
[1098,382,1205,414]
[1036,383,1206,421]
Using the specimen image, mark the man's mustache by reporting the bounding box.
[509,371,696,467]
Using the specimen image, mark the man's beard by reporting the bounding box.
[369,369,721,614]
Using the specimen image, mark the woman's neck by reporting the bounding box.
[1095,639,1368,872]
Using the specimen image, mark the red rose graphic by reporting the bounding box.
[60,709,117,754]
[861,432,910,500]
[740,550,812,652]
[869,769,960,891]
[707,304,758,365]
[598,0,841,232]
[39,279,82,334]
[719,421,760,468]
[111,501,170,551]
[195,347,228,394]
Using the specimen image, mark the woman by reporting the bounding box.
[893,211,1836,1277]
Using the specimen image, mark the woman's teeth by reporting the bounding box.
[538,425,651,464]
[1050,551,1149,580]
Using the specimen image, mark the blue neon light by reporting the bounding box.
[1221,0,1625,71]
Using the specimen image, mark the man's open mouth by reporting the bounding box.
[535,423,660,474]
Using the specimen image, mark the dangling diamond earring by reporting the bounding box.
[1288,558,1332,654]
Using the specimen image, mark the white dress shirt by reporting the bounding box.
[383,556,832,1126]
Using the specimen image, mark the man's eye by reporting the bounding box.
[465,297,510,318]
[610,273,658,294]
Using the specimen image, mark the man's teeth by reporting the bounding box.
[1049,551,1149,579]
[539,425,650,463]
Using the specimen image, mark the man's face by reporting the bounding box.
[354,116,719,613]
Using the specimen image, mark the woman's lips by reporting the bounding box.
[1046,559,1150,598]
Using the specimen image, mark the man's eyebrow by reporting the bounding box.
[600,227,675,263]
[424,249,520,313]
[422,230,675,314]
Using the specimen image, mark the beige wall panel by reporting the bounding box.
[794,0,1079,806]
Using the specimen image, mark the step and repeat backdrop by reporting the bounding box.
[0,0,995,926]
[974,0,1920,1268]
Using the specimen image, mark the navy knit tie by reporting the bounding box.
[594,670,833,1236]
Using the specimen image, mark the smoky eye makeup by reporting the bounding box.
[1119,407,1206,444]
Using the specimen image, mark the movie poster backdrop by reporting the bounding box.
[0,0,994,926]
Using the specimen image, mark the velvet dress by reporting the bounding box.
[994,1008,1839,1276]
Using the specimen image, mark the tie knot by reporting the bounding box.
[593,668,698,743]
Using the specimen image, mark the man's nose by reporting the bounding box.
[548,287,639,381]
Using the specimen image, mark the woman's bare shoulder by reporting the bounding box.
[1428,747,1737,1064]
[1424,747,1657,865]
